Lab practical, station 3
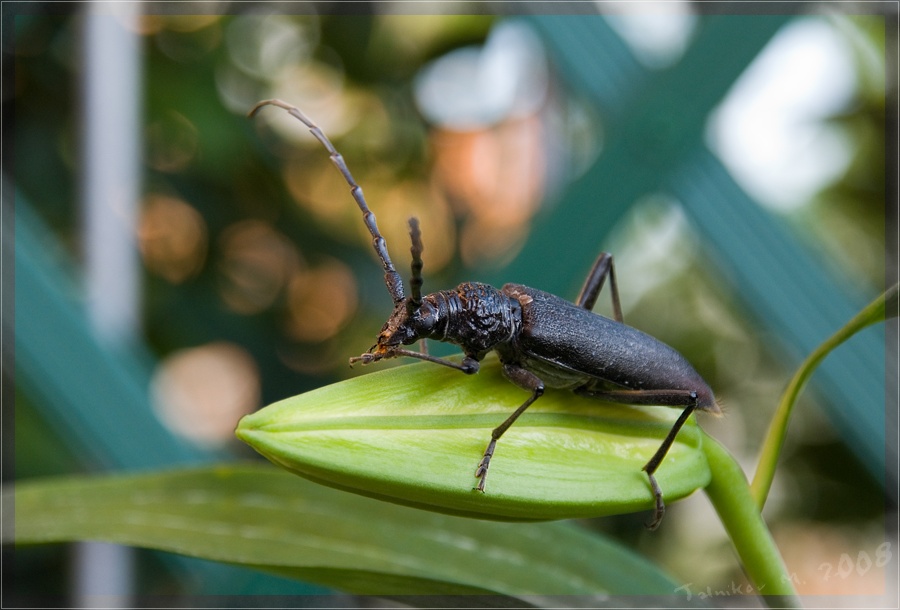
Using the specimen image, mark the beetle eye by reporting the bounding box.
[413,303,436,331]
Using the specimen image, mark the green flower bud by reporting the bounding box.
[236,356,710,521]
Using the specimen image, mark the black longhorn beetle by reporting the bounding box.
[250,99,720,530]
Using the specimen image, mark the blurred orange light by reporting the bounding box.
[151,341,260,448]
[430,114,545,265]
[217,220,300,314]
[138,194,208,284]
[145,110,200,173]
[284,258,358,343]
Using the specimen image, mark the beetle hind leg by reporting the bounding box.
[641,404,697,530]
[642,400,697,530]
[574,385,700,529]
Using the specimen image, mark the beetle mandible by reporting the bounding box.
[249,99,720,530]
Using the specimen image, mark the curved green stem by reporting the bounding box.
[703,433,801,608]
[751,283,897,509]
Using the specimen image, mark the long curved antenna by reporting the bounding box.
[249,99,405,305]
[408,217,424,311]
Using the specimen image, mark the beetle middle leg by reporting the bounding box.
[576,252,623,322]
[475,363,545,491]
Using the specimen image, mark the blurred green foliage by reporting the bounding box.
[9,7,891,602]
[14,13,497,409]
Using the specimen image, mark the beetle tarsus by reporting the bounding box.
[474,438,496,491]
[461,356,480,375]
[349,352,382,367]
[644,472,665,530]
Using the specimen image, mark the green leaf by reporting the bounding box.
[237,355,711,521]
[7,464,686,600]
[751,282,898,507]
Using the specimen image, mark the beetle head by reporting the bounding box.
[351,297,439,365]
[349,216,439,367]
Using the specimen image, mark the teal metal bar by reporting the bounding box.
[14,201,203,470]
[12,196,326,595]
[674,150,884,479]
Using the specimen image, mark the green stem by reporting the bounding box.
[750,283,897,509]
[702,433,801,608]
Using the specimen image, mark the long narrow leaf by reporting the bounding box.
[751,283,898,507]
[8,464,687,602]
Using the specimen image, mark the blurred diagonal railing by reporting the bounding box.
[14,197,208,470]
[13,191,326,596]
[492,14,887,482]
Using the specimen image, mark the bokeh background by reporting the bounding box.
[6,1,896,606]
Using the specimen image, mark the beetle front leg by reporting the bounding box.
[395,348,480,374]
[351,347,479,374]
[475,363,545,492]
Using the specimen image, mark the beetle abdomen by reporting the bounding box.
[502,284,715,409]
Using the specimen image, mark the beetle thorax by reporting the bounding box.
[430,282,522,355]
